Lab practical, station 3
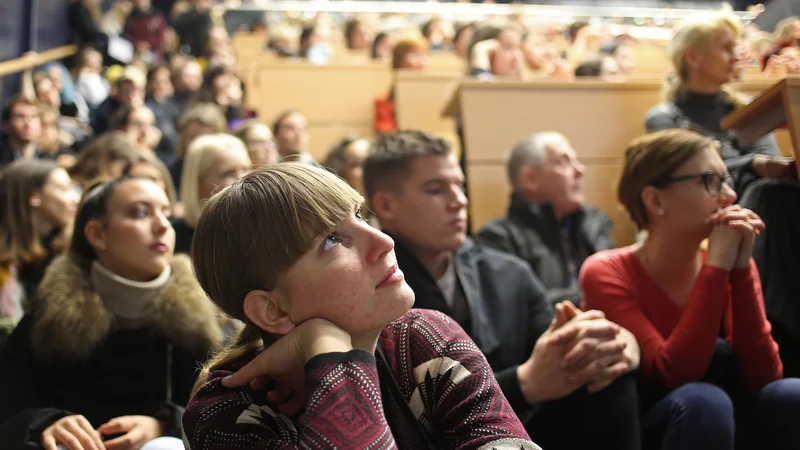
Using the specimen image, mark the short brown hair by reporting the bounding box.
[68,132,140,188]
[362,130,451,205]
[392,37,428,70]
[2,95,38,123]
[618,129,718,230]
[178,102,227,132]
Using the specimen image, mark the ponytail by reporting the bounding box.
[192,325,267,395]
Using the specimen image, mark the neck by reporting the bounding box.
[684,77,722,95]
[518,190,574,221]
[409,243,453,280]
[91,260,171,324]
[10,137,35,159]
[639,226,703,279]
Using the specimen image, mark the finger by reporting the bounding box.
[561,302,581,319]
[75,417,105,450]
[42,434,58,450]
[278,394,307,417]
[574,320,620,343]
[586,378,614,393]
[571,309,606,322]
[249,375,269,391]
[562,338,598,369]
[51,428,84,450]
[551,303,570,330]
[593,361,630,384]
[548,323,581,345]
[104,430,141,450]
[570,351,629,384]
[63,420,102,450]
[98,417,130,436]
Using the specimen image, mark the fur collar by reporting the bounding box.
[31,254,224,363]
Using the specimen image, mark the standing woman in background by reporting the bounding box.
[0,176,225,450]
[645,12,800,378]
[0,160,79,344]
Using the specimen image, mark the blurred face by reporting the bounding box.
[689,26,739,87]
[275,113,309,156]
[127,161,167,191]
[349,23,372,50]
[454,27,474,58]
[342,139,370,195]
[613,45,634,74]
[373,35,395,60]
[178,62,203,92]
[380,154,468,254]
[90,179,174,281]
[179,121,217,156]
[244,124,279,166]
[34,168,79,230]
[148,68,174,100]
[83,51,103,73]
[599,56,624,82]
[6,103,41,143]
[399,48,429,70]
[39,113,59,149]
[648,146,736,237]
[524,137,585,217]
[35,78,61,109]
[117,81,145,107]
[277,208,415,340]
[47,67,64,93]
[197,150,252,201]
[125,107,157,148]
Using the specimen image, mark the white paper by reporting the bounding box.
[108,35,134,64]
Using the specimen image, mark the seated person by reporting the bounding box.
[581,129,800,450]
[0,96,40,168]
[477,132,615,306]
[363,130,641,450]
[645,11,800,377]
[0,176,225,450]
[168,103,228,190]
[172,134,251,254]
[272,110,311,160]
[374,37,429,134]
[92,66,146,135]
[234,120,279,167]
[574,55,624,82]
[182,163,541,450]
[322,135,371,195]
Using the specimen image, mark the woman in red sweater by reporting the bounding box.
[581,129,800,450]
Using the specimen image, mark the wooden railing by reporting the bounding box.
[0,45,78,78]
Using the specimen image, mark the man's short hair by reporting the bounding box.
[505,132,567,189]
[178,102,227,132]
[362,130,452,205]
[2,95,38,123]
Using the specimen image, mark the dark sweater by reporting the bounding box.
[171,217,194,255]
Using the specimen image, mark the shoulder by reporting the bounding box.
[580,247,639,291]
[464,239,533,274]
[381,309,480,363]
[644,102,680,130]
[582,248,632,275]
[184,355,294,449]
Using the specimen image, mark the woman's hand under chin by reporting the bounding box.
[222,319,353,411]
[706,206,765,270]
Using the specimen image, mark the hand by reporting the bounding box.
[222,318,353,394]
[97,415,164,450]
[707,206,765,269]
[41,415,104,450]
[518,304,622,403]
[752,154,796,180]
[558,304,629,387]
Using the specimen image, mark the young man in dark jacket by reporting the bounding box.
[363,130,641,450]
[476,132,615,307]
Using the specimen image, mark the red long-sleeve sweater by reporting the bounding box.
[580,247,782,394]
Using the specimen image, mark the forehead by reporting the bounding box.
[111,179,169,207]
[544,136,575,158]
[674,145,725,173]
[407,154,462,182]
[12,103,38,115]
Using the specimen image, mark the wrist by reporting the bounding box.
[517,361,544,404]
[305,331,353,362]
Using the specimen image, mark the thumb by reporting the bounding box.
[562,301,581,319]
[222,336,297,388]
[98,416,134,435]
[549,303,568,331]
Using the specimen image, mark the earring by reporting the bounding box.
[658,209,665,216]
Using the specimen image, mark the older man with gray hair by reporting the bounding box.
[476,131,614,307]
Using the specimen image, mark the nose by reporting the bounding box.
[718,182,737,206]
[451,184,469,209]
[573,158,585,177]
[153,210,171,234]
[365,226,394,264]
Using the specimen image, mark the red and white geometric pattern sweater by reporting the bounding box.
[182,309,540,449]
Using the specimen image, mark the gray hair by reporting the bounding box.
[506,132,567,189]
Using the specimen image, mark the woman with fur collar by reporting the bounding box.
[0,176,225,450]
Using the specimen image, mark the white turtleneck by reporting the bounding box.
[91,261,171,327]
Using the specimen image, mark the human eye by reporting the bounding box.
[129,205,149,218]
[321,233,342,251]
[355,207,366,222]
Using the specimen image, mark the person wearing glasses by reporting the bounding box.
[645,12,800,379]
[580,129,800,450]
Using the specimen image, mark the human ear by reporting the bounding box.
[243,289,296,335]
[84,220,108,252]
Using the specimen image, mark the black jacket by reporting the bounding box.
[475,193,614,306]
[172,9,212,57]
[644,91,781,194]
[0,254,225,449]
[67,3,107,52]
[394,236,553,418]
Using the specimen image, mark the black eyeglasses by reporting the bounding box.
[651,171,735,196]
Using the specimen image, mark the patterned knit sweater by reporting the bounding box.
[182,309,540,449]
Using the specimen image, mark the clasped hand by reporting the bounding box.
[706,205,765,271]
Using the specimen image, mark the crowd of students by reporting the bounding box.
[2,1,800,449]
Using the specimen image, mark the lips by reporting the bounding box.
[376,264,404,289]
[150,242,169,253]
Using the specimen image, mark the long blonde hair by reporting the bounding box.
[180,133,250,229]
[191,163,363,393]
[664,12,748,107]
